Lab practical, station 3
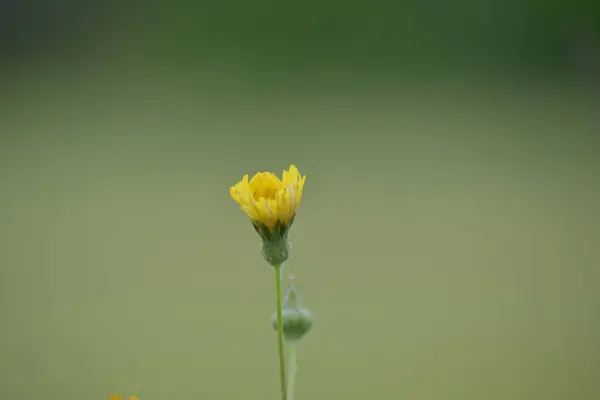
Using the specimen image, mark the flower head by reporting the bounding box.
[230,165,306,266]
[230,165,306,231]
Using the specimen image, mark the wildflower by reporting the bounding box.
[230,165,306,266]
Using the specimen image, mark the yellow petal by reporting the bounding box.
[229,165,306,230]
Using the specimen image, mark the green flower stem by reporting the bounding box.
[286,342,298,400]
[273,264,287,400]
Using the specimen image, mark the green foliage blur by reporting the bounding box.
[127,0,600,74]
[3,0,599,76]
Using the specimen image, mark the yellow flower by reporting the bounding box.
[230,165,306,231]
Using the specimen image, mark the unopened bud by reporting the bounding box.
[271,280,314,342]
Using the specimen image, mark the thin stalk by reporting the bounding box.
[273,265,287,400]
[286,342,298,400]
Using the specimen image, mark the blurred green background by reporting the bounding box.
[1,1,599,399]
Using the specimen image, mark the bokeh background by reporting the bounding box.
[1,1,599,399]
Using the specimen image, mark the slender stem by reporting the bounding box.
[286,342,298,400]
[274,265,287,400]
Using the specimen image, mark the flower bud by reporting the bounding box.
[271,281,314,342]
